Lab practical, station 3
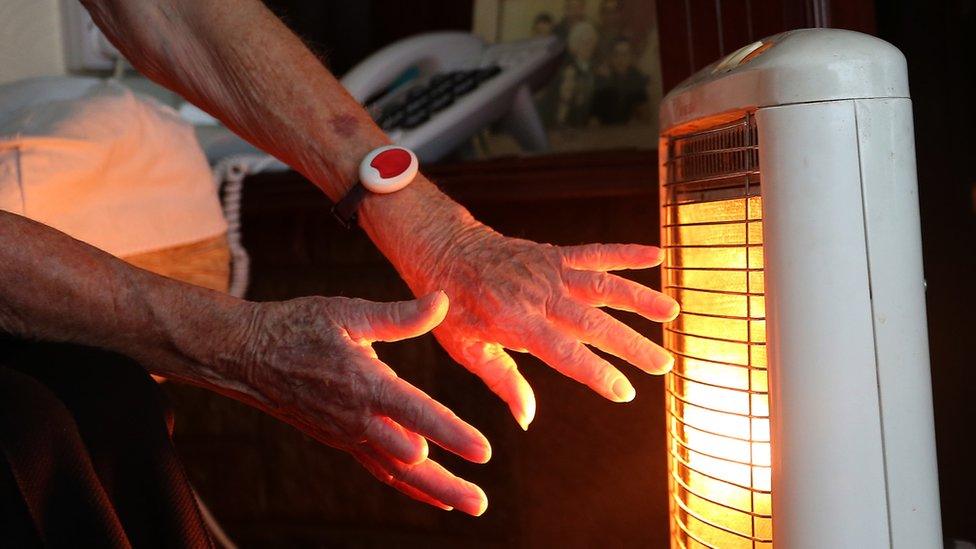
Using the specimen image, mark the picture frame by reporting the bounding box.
[473,0,663,156]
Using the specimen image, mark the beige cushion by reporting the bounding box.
[0,77,227,257]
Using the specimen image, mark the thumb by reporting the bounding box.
[344,291,449,343]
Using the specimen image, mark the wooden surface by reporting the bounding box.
[167,150,671,548]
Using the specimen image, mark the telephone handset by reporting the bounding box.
[341,32,564,162]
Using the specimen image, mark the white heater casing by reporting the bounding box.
[660,29,941,548]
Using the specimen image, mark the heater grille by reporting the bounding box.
[663,114,772,548]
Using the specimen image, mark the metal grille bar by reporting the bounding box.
[664,114,772,549]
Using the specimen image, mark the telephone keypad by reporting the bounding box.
[427,93,454,113]
[374,65,501,131]
[401,109,430,129]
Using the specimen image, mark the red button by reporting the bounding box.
[370,148,412,179]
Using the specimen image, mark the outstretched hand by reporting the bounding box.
[402,226,680,430]
[235,291,490,515]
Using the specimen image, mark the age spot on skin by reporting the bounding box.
[330,113,359,138]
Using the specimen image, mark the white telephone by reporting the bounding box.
[341,32,564,162]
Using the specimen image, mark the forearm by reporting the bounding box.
[82,0,479,278]
[82,0,375,201]
[0,210,252,392]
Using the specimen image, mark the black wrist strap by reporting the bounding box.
[331,182,369,229]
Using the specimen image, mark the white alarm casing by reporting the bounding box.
[358,145,419,194]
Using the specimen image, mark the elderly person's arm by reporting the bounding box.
[0,210,490,515]
[82,0,679,431]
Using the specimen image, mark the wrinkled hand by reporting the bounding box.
[404,226,680,430]
[236,291,490,515]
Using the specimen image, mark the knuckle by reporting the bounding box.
[540,295,557,322]
[399,406,424,425]
[626,280,648,301]
[547,338,573,364]
[486,356,517,392]
[315,295,346,319]
[487,347,515,371]
[382,301,404,324]
[403,402,428,430]
[591,273,611,295]
[388,462,418,487]
[594,364,617,386]
[636,290,656,310]
[578,310,605,335]
[561,342,588,367]
[370,376,394,409]
[623,332,646,359]
[359,415,378,441]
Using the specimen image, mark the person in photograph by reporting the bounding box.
[539,62,573,127]
[552,64,578,126]
[532,12,555,37]
[595,0,626,62]
[553,0,589,40]
[542,21,599,127]
[592,37,650,125]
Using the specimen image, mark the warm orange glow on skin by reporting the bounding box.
[665,195,772,548]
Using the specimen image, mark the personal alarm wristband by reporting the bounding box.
[332,145,419,228]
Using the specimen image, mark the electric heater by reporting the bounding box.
[659,29,941,548]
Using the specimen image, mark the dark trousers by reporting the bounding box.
[0,338,213,548]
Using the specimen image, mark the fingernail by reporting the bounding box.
[426,290,448,310]
[460,487,489,516]
[479,440,493,463]
[514,399,536,431]
[660,353,675,374]
[661,299,680,320]
[467,493,488,517]
[612,377,636,402]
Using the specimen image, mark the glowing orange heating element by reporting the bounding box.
[663,117,771,548]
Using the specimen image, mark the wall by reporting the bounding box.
[0,0,66,85]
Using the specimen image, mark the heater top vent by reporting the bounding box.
[660,29,909,133]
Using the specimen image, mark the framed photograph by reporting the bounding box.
[473,0,663,156]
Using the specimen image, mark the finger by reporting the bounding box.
[559,243,663,271]
[564,270,680,322]
[443,339,536,431]
[355,452,453,511]
[357,447,488,516]
[525,322,635,402]
[551,299,673,375]
[375,376,491,464]
[364,415,429,465]
[342,291,449,342]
